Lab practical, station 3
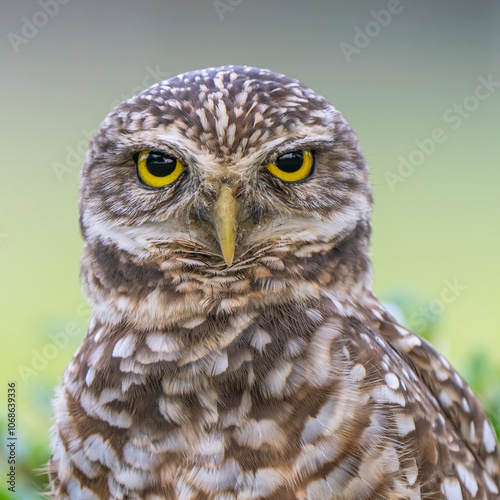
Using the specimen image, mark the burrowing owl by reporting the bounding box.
[50,66,500,499]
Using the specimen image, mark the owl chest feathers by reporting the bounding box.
[52,288,431,499]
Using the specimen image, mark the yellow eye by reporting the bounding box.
[266,149,314,183]
[136,150,184,188]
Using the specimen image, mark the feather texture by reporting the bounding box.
[50,66,500,499]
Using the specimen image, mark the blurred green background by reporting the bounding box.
[1,0,499,497]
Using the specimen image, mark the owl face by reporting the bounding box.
[80,66,372,272]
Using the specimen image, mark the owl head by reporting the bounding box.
[80,66,373,324]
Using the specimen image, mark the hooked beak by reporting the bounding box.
[211,185,238,267]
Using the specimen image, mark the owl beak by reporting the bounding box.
[212,185,238,267]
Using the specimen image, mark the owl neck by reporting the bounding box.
[81,219,373,332]
[73,221,375,429]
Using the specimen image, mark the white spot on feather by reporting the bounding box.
[98,388,124,405]
[395,325,409,336]
[307,319,342,386]
[123,442,158,469]
[211,352,229,376]
[181,316,206,329]
[398,335,422,350]
[187,459,242,493]
[360,333,371,344]
[195,108,210,131]
[483,419,497,453]
[395,413,416,436]
[350,364,366,382]
[385,373,400,390]
[470,421,476,441]
[484,471,499,493]
[250,328,272,352]
[215,99,229,139]
[88,344,105,366]
[462,397,471,413]
[307,479,333,499]
[146,333,178,353]
[456,464,478,497]
[227,122,236,146]
[83,434,119,469]
[305,309,323,323]
[248,129,261,145]
[240,468,286,498]
[93,327,105,342]
[158,396,186,425]
[253,112,263,126]
[66,478,99,500]
[234,419,286,449]
[441,477,463,499]
[405,458,418,486]
[114,465,152,490]
[454,372,464,388]
[112,335,136,358]
[85,367,96,386]
[371,385,406,407]
[121,372,147,392]
[80,391,132,428]
[302,396,348,444]
[294,441,340,478]
[70,449,99,478]
[439,390,453,408]
[263,362,292,397]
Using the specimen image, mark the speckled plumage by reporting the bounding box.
[50,65,500,499]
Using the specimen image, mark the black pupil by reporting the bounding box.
[146,153,177,177]
[275,151,304,173]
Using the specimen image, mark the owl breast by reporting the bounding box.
[51,293,457,500]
